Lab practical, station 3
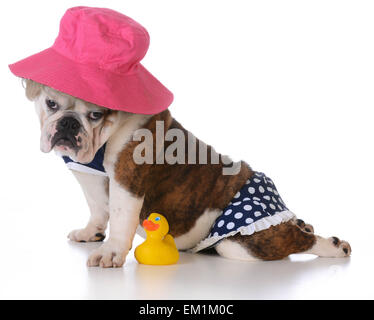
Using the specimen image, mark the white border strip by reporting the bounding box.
[189,210,296,253]
[66,162,108,177]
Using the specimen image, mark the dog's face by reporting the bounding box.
[25,80,123,163]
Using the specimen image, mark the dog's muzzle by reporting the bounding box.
[51,116,81,150]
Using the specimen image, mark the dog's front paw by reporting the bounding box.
[68,227,106,243]
[87,240,128,268]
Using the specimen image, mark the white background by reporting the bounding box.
[0,0,373,299]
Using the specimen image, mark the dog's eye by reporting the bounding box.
[88,111,104,121]
[46,99,58,110]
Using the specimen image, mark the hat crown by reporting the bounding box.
[53,6,150,74]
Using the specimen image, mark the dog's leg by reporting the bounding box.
[304,235,351,257]
[215,221,351,261]
[216,221,314,261]
[87,179,143,268]
[68,171,109,242]
[286,218,351,257]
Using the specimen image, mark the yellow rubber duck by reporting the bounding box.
[135,213,179,265]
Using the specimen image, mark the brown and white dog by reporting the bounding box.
[23,79,351,268]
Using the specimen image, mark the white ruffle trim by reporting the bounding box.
[189,210,296,253]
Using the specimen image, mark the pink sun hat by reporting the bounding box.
[9,6,173,114]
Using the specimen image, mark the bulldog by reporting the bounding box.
[21,79,351,268]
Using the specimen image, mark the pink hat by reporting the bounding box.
[9,6,173,114]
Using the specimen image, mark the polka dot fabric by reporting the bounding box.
[191,171,295,252]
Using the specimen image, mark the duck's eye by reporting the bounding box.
[46,99,58,110]
[88,111,103,121]
[155,217,160,221]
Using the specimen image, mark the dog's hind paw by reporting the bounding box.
[329,237,352,257]
[293,218,314,234]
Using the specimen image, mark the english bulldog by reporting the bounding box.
[22,79,351,267]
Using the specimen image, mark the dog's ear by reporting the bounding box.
[23,79,43,101]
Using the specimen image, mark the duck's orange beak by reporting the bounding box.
[143,219,160,231]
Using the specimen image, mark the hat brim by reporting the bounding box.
[9,48,173,114]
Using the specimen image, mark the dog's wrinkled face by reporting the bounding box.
[25,80,122,163]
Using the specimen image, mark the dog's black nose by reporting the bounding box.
[57,117,81,133]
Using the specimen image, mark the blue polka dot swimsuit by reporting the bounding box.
[191,171,295,252]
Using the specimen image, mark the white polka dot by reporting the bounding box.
[244,204,252,211]
[253,201,260,205]
[226,222,235,230]
[217,220,224,227]
[272,196,277,202]
[234,212,243,219]
[253,197,261,201]
[224,209,233,215]
[245,217,254,224]
[267,187,273,192]
[233,201,241,206]
[243,197,251,201]
[213,232,219,237]
[278,204,283,210]
[269,203,276,210]
[259,186,265,193]
[248,187,255,194]
[254,178,261,183]
[254,211,262,217]
[263,195,271,200]
[234,191,241,199]
[274,190,279,196]
[261,203,267,210]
